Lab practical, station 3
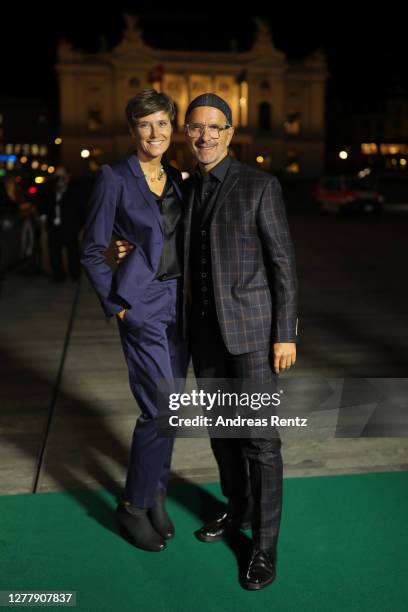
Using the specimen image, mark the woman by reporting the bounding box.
[81,89,188,552]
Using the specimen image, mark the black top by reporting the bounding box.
[154,178,182,281]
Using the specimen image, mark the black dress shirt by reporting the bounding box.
[154,178,182,280]
[190,155,232,317]
[194,154,232,212]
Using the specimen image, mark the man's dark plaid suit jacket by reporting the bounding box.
[183,157,298,355]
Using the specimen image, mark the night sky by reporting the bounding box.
[1,3,406,108]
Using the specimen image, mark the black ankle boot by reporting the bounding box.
[148,488,175,540]
[116,502,166,552]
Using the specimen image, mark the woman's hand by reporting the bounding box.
[115,240,134,264]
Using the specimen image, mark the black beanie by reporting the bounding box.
[185,93,232,125]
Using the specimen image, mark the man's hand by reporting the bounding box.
[115,240,134,264]
[272,342,296,374]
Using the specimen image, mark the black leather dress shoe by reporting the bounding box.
[241,550,276,590]
[195,512,251,543]
[148,488,175,540]
[116,503,166,552]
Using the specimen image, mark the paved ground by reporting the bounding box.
[1,207,407,496]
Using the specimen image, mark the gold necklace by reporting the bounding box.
[143,165,164,182]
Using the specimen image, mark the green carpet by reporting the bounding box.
[1,472,408,612]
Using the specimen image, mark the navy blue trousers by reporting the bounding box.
[117,278,188,508]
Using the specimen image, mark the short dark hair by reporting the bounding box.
[126,89,176,128]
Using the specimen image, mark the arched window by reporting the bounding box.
[258,102,272,132]
[88,108,103,133]
[284,112,301,135]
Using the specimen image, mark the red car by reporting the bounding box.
[316,175,384,215]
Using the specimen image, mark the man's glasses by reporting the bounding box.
[185,123,232,138]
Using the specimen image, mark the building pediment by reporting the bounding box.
[112,14,153,59]
[110,14,288,69]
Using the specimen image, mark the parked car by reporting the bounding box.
[316,175,385,215]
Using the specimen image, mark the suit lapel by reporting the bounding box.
[165,163,183,202]
[127,154,163,234]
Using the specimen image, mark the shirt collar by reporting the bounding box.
[194,154,232,183]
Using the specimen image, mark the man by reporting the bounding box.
[117,93,298,590]
[38,166,85,282]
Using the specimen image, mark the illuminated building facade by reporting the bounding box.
[57,16,328,177]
